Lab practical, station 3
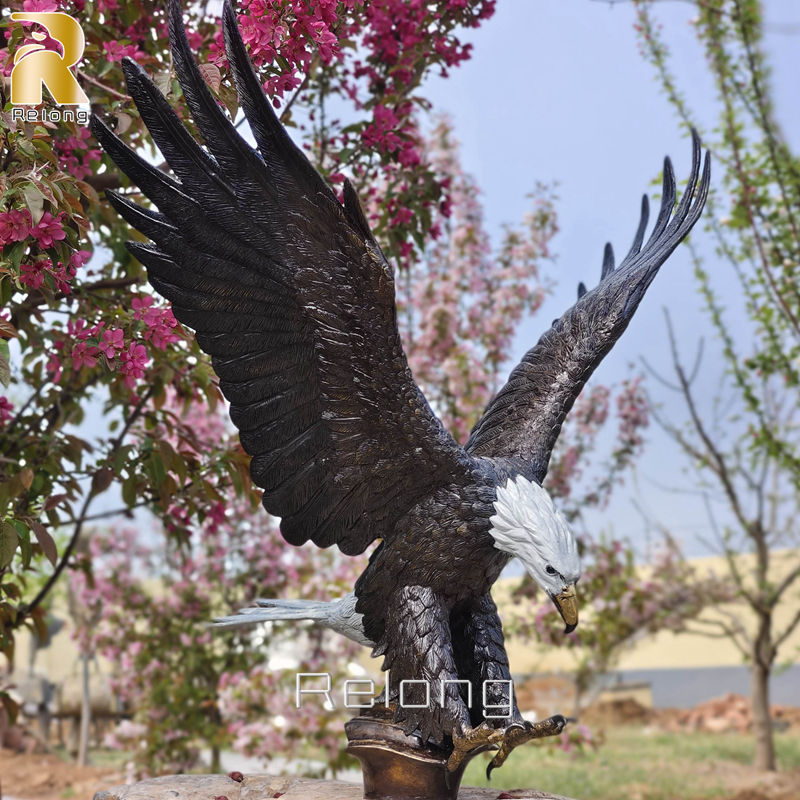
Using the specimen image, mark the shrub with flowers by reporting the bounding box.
[70,498,362,774]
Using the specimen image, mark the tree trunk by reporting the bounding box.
[210,744,221,773]
[78,652,91,766]
[751,617,776,771]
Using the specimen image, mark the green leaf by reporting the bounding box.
[2,582,21,600]
[0,276,13,305]
[149,453,166,486]
[0,522,19,569]
[112,444,135,474]
[0,340,10,387]
[157,440,177,473]
[5,241,26,270]
[121,476,138,508]
[22,184,45,226]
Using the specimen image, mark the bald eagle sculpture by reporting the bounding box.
[92,0,709,776]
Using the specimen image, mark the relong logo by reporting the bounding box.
[10,12,89,106]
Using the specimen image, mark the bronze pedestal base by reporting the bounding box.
[345,711,491,800]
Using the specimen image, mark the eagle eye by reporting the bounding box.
[545,565,556,575]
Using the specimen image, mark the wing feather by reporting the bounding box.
[93,0,474,555]
[466,132,710,480]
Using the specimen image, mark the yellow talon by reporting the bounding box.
[446,722,504,773]
[486,714,569,779]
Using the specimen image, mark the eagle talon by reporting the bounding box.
[486,714,570,780]
[446,722,504,773]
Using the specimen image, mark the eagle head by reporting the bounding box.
[489,474,581,633]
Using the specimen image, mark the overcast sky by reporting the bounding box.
[420,0,800,557]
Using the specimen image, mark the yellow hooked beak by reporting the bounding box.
[552,584,578,634]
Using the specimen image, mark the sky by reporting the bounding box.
[418,0,800,557]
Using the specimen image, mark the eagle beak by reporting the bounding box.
[552,584,578,634]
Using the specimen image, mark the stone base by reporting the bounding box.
[93,773,576,800]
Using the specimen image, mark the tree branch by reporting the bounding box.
[771,562,800,605]
[18,386,155,623]
[683,622,749,655]
[77,69,132,101]
[664,310,755,537]
[773,604,800,652]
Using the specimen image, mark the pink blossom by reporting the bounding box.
[0,209,32,244]
[119,342,149,388]
[70,249,92,269]
[100,328,125,359]
[52,261,76,293]
[361,104,403,153]
[310,21,338,63]
[22,0,58,11]
[54,129,102,182]
[391,207,413,227]
[132,295,181,350]
[46,354,63,383]
[32,212,66,248]
[20,259,48,290]
[103,40,146,62]
[0,397,13,425]
[67,318,91,340]
[71,340,99,370]
[142,307,180,350]
[131,295,154,319]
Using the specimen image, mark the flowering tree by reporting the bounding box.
[508,535,734,717]
[399,118,556,441]
[70,507,362,774]
[65,392,364,775]
[546,377,650,521]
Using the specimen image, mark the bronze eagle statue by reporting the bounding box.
[92,0,709,776]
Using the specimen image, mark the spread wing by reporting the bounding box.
[466,132,710,480]
[91,0,475,556]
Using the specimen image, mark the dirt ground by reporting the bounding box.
[0,749,123,800]
[699,761,800,800]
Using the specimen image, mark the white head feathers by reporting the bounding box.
[489,474,581,594]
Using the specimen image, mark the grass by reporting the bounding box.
[50,745,133,769]
[460,727,800,800]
